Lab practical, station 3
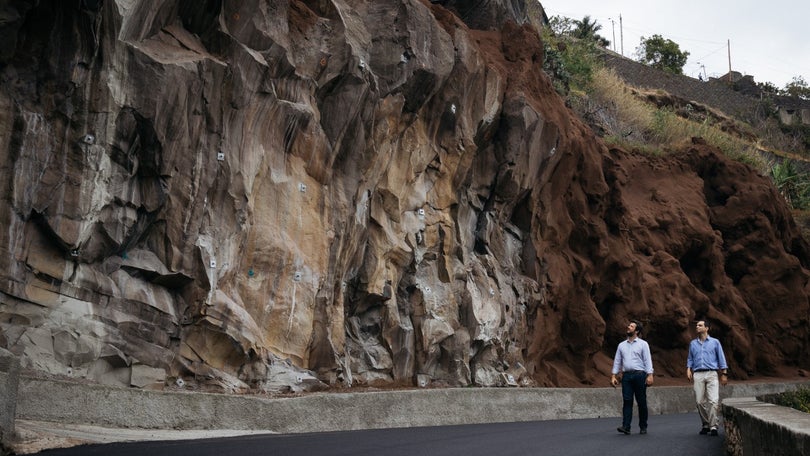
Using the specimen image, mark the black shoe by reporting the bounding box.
[710,428,718,436]
[699,427,710,435]
[640,429,647,434]
[617,427,631,435]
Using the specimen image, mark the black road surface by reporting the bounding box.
[35,412,724,456]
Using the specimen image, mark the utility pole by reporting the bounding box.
[727,39,732,83]
[609,18,616,53]
[620,14,624,56]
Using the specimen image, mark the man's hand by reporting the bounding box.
[686,368,692,381]
[646,374,654,386]
[719,372,728,386]
[610,375,619,387]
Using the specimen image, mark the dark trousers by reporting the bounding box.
[621,371,648,430]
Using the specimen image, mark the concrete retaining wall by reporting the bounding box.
[723,396,810,456]
[0,349,20,452]
[16,376,810,434]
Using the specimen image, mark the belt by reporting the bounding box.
[623,370,645,374]
[693,369,713,372]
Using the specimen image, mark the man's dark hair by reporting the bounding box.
[631,319,643,335]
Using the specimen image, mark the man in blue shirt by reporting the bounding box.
[611,320,654,435]
[686,320,728,436]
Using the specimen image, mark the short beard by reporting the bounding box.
[626,331,635,337]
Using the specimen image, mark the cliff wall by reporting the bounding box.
[0,0,808,393]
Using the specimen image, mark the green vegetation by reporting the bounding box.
[756,76,810,100]
[541,20,600,94]
[770,160,810,210]
[635,34,690,75]
[772,387,810,414]
[784,76,810,100]
[570,15,610,48]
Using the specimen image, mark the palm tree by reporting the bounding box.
[573,15,610,47]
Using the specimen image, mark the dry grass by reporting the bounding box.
[578,67,767,171]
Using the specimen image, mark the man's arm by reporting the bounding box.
[715,339,729,385]
[686,340,695,380]
[610,344,623,387]
[715,339,728,370]
[643,341,654,385]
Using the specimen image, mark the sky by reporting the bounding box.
[542,0,810,89]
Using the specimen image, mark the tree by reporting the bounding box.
[757,81,780,96]
[548,15,577,36]
[783,76,810,100]
[548,15,610,48]
[635,34,689,74]
[572,15,610,48]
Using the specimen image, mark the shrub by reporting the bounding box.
[542,31,600,94]
[772,387,810,414]
[770,160,810,210]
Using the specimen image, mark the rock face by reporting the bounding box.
[0,0,808,393]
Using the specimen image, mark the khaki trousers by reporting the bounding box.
[693,370,720,428]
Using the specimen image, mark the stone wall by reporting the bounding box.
[723,397,810,456]
[601,52,762,122]
[602,51,810,129]
[0,349,20,453]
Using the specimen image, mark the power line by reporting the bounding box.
[693,44,729,62]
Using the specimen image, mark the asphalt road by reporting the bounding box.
[35,412,724,456]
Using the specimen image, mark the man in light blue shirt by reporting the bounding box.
[686,320,728,436]
[611,320,654,435]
